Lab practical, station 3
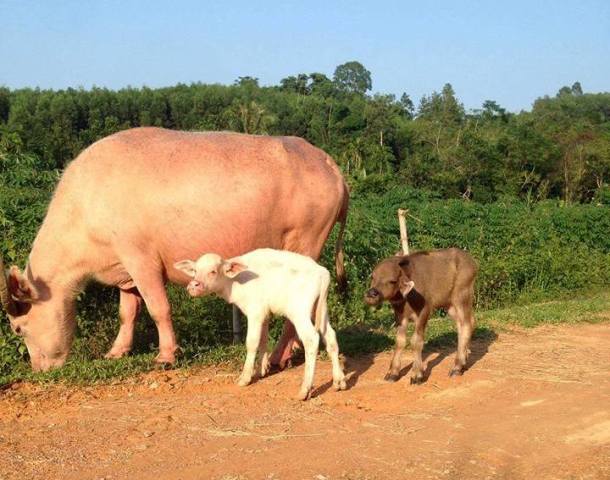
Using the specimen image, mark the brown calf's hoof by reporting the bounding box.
[384,372,400,382]
[410,375,424,385]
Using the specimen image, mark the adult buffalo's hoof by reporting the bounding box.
[410,375,424,385]
[154,351,176,365]
[384,372,399,382]
[104,347,130,359]
[449,367,464,377]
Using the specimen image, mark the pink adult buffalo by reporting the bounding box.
[0,127,348,372]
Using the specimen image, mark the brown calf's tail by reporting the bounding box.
[334,182,349,293]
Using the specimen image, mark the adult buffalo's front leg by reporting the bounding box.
[126,262,178,364]
[269,321,300,369]
[105,288,143,359]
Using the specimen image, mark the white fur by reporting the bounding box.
[175,248,346,400]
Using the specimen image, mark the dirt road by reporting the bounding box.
[1,322,609,480]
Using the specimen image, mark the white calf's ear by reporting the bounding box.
[223,261,247,278]
[174,260,197,277]
[400,279,415,297]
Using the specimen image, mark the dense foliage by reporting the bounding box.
[1,62,609,377]
[1,62,609,203]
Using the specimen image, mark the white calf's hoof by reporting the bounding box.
[259,361,270,378]
[333,378,347,391]
[297,387,313,401]
[237,375,252,387]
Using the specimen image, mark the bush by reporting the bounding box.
[1,154,609,379]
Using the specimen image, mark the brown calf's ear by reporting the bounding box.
[223,261,247,278]
[8,266,36,302]
[174,260,197,278]
[398,257,410,268]
[400,279,415,297]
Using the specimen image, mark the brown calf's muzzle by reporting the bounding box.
[364,288,382,306]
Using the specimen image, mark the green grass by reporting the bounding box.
[1,290,608,388]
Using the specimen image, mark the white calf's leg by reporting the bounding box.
[237,313,264,387]
[292,315,320,400]
[258,318,270,378]
[318,311,346,391]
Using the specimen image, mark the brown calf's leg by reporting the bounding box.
[448,301,475,376]
[105,288,143,359]
[410,308,430,384]
[385,316,408,382]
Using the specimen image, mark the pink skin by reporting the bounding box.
[4,128,347,371]
[187,280,206,297]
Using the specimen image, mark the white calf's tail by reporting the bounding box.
[314,270,331,333]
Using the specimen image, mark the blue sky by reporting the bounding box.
[1,0,608,112]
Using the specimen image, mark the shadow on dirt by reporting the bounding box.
[333,326,498,393]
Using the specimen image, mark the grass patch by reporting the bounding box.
[1,290,608,387]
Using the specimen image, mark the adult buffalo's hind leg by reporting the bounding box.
[105,287,143,359]
[269,321,299,369]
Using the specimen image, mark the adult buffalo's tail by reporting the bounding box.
[334,181,349,293]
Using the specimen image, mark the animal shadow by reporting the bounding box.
[400,326,498,383]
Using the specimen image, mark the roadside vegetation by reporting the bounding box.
[1,61,609,385]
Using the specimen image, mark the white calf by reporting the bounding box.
[174,248,347,400]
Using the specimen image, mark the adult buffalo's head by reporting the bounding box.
[1,256,74,371]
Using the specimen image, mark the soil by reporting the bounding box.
[1,322,609,480]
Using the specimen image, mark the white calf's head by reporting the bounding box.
[174,253,247,297]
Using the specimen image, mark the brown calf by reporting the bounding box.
[365,248,477,384]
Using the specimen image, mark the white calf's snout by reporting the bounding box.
[187,280,206,297]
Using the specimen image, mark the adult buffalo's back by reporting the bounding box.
[0,128,348,371]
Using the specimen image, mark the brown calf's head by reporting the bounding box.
[174,253,247,297]
[364,257,415,307]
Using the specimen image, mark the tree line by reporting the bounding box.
[1,61,609,204]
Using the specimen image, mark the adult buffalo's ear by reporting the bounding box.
[8,266,37,303]
[223,261,247,279]
[174,260,197,278]
[399,279,415,297]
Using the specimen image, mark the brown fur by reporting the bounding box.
[365,248,477,383]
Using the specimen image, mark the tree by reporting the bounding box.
[333,61,372,95]
[399,93,414,119]
[571,81,583,96]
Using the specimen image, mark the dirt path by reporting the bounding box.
[1,322,609,480]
